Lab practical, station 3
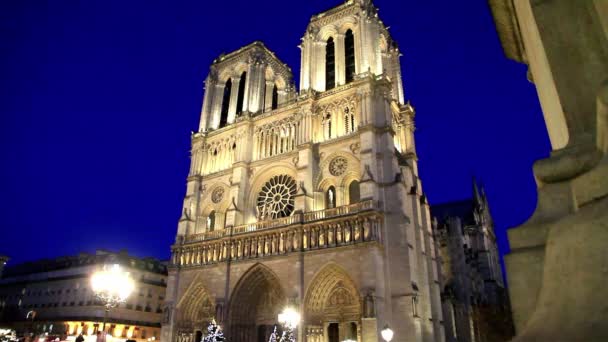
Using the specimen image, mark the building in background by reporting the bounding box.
[0,256,8,278]
[432,180,514,342]
[162,0,445,341]
[0,250,167,341]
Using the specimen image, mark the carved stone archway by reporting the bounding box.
[304,264,362,342]
[228,263,287,342]
[176,282,216,342]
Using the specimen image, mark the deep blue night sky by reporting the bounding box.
[0,0,550,267]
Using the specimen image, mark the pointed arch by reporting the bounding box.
[271,84,278,110]
[177,279,216,327]
[345,29,355,83]
[325,37,336,90]
[304,263,362,324]
[220,79,232,128]
[236,71,247,115]
[228,263,287,342]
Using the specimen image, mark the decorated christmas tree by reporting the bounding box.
[268,326,279,342]
[279,326,295,342]
[204,320,225,342]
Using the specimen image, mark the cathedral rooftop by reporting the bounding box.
[309,0,355,22]
[211,40,292,72]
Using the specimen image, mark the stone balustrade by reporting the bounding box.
[171,200,381,267]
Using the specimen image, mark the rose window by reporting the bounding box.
[329,157,348,176]
[256,175,297,219]
[211,187,224,203]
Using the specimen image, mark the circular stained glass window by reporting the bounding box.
[256,175,297,220]
[329,157,348,176]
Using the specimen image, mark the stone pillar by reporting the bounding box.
[335,33,346,86]
[390,50,405,104]
[247,55,266,114]
[313,40,327,92]
[488,1,608,340]
[199,75,217,132]
[210,83,226,129]
[278,89,288,107]
[264,80,274,112]
[227,75,241,123]
[300,34,313,92]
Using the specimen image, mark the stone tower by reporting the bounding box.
[162,1,444,341]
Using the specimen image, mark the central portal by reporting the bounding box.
[228,264,287,342]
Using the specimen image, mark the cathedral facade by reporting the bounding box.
[162,1,444,341]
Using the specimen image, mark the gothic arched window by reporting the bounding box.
[236,72,247,115]
[207,211,216,231]
[326,186,336,209]
[345,29,356,83]
[326,37,336,90]
[344,106,355,133]
[324,114,332,140]
[348,180,360,204]
[271,84,278,110]
[220,79,231,127]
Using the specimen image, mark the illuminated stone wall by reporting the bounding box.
[163,1,444,342]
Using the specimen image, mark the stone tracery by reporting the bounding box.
[256,175,297,220]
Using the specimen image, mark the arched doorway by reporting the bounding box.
[176,282,215,340]
[228,264,286,342]
[304,264,362,342]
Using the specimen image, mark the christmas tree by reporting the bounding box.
[204,320,225,342]
[268,326,279,342]
[279,326,295,342]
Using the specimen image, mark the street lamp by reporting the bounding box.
[381,324,394,342]
[278,307,300,342]
[278,307,300,329]
[91,264,135,336]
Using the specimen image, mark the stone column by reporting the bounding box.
[264,80,274,112]
[247,55,266,114]
[335,33,346,86]
[299,34,313,92]
[489,1,608,340]
[199,75,216,132]
[227,75,241,123]
[210,83,226,129]
[313,40,327,92]
[278,89,288,107]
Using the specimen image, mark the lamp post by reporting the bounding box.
[381,324,394,342]
[91,264,135,337]
[278,307,300,342]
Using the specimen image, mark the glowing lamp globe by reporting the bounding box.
[278,307,300,329]
[91,264,135,304]
[381,325,394,342]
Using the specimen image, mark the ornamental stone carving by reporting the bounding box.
[329,157,348,176]
[211,187,225,203]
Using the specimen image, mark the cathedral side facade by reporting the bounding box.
[162,1,444,342]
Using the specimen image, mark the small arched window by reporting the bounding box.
[326,186,336,209]
[345,29,356,83]
[344,106,355,133]
[271,84,278,110]
[220,79,231,127]
[236,72,247,115]
[207,211,216,231]
[348,180,360,204]
[326,37,335,90]
[324,114,332,140]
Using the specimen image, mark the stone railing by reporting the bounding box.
[184,200,374,244]
[171,201,381,267]
[303,200,374,222]
[232,214,303,235]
